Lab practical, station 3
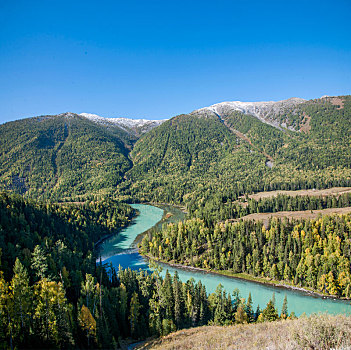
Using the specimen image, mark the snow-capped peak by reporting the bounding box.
[79,113,167,134]
[192,98,307,130]
[202,98,306,118]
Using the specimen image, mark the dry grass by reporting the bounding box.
[234,207,351,228]
[223,121,273,161]
[299,113,311,133]
[328,97,345,109]
[138,314,351,350]
[246,187,351,201]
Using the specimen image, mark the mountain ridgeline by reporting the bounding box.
[0,96,350,208]
[127,95,351,211]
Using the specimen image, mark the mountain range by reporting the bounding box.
[0,95,350,204]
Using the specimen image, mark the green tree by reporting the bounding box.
[162,319,176,336]
[173,271,183,328]
[161,270,174,320]
[245,292,255,323]
[31,245,49,280]
[0,272,12,349]
[281,295,288,319]
[81,274,97,314]
[261,300,278,322]
[129,292,141,339]
[9,258,32,346]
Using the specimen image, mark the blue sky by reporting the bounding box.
[0,0,350,123]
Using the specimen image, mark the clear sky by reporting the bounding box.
[0,0,350,123]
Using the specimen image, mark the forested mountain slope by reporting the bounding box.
[125,95,351,209]
[0,96,351,348]
[0,96,350,207]
[0,113,133,201]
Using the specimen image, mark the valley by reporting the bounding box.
[1,95,351,349]
[100,203,351,316]
[2,0,350,346]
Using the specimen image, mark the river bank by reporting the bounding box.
[94,207,139,248]
[149,201,188,214]
[143,254,350,302]
[97,202,349,303]
[132,203,186,247]
[100,203,351,316]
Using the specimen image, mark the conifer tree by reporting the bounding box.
[172,271,183,328]
[0,272,11,349]
[281,295,288,319]
[271,292,276,306]
[9,258,31,346]
[161,270,174,320]
[245,292,255,323]
[129,292,141,339]
[31,245,49,280]
[232,288,241,313]
[262,300,279,322]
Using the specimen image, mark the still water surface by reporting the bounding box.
[99,204,351,316]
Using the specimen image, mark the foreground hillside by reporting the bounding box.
[140,314,351,350]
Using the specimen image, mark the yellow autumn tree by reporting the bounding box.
[78,304,96,346]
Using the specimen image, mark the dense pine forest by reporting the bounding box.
[0,115,134,201]
[141,213,351,298]
[0,192,291,349]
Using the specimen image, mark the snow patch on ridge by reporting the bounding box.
[79,113,167,134]
[193,98,307,130]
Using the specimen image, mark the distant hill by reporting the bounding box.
[0,96,350,204]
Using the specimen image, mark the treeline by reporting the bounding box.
[187,192,351,227]
[246,192,351,213]
[141,213,351,298]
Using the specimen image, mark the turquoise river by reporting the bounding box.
[98,204,351,316]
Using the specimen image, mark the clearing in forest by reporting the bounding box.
[246,187,351,201]
[234,207,351,228]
